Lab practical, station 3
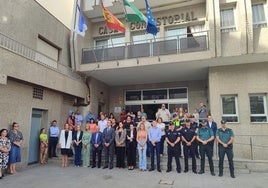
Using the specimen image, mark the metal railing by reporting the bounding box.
[82,31,209,64]
[0,32,81,80]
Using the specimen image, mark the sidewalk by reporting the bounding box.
[0,163,267,188]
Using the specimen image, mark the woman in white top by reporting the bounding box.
[59,123,72,167]
[156,117,166,156]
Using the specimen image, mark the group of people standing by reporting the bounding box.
[0,122,23,179]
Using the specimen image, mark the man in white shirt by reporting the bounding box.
[98,114,108,133]
[156,104,171,123]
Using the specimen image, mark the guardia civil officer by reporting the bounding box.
[216,120,235,178]
[165,121,181,173]
[181,119,197,173]
[196,119,215,176]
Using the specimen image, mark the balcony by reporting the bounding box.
[81,31,209,64]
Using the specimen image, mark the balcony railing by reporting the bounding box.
[0,32,81,80]
[82,31,209,64]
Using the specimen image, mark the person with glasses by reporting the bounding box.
[8,122,23,174]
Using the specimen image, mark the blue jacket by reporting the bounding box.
[90,131,103,150]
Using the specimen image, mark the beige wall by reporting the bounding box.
[209,62,268,160]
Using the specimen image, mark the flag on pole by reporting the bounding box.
[101,2,126,33]
[74,5,88,37]
[123,0,147,23]
[145,0,158,35]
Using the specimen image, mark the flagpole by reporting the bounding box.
[71,0,79,71]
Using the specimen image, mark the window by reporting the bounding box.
[252,3,267,28]
[143,89,167,100]
[95,36,125,48]
[169,88,187,99]
[220,8,236,32]
[249,94,267,122]
[37,36,59,61]
[33,87,44,100]
[221,95,238,122]
[132,32,159,44]
[126,91,141,101]
[165,27,187,39]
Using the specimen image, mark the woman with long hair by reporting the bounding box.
[82,124,92,167]
[72,125,83,167]
[59,123,72,167]
[67,112,77,131]
[88,118,97,133]
[115,122,126,168]
[126,124,137,170]
[136,123,148,171]
[39,128,48,164]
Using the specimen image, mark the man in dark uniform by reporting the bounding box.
[165,121,181,173]
[181,119,197,173]
[216,120,235,178]
[196,119,215,176]
[190,115,200,158]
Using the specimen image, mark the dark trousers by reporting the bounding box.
[74,146,82,166]
[127,142,136,167]
[160,135,165,155]
[183,144,196,172]
[150,142,161,170]
[146,140,151,157]
[199,144,214,173]
[193,140,200,157]
[104,145,114,167]
[218,145,234,175]
[116,147,125,168]
[48,137,58,158]
[167,146,181,171]
[92,148,102,168]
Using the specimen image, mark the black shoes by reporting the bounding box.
[198,171,204,174]
[184,170,188,173]
[211,172,216,176]
[177,169,181,173]
[193,171,197,174]
[157,169,162,172]
[166,169,171,173]
[149,168,154,171]
[231,174,236,178]
[92,165,96,168]
[103,166,108,169]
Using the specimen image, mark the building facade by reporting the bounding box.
[0,0,268,167]
[74,0,268,160]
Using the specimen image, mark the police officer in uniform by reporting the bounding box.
[165,121,181,173]
[190,115,200,159]
[181,119,197,173]
[216,120,235,178]
[196,119,215,176]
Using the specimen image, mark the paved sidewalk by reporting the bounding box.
[0,163,267,188]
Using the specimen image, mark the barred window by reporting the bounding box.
[33,87,43,100]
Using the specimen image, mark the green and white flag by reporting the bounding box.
[123,0,148,23]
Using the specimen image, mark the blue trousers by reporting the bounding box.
[74,146,82,166]
[150,142,161,170]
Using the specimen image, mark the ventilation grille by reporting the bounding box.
[33,87,44,100]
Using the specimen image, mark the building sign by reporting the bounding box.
[98,11,197,36]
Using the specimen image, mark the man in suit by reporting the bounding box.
[91,126,103,168]
[206,115,217,155]
[102,120,115,169]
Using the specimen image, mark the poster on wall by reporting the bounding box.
[114,107,122,113]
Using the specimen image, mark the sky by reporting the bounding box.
[36,0,74,28]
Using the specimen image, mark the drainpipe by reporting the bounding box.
[212,0,217,57]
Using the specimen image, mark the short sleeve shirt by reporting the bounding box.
[216,128,234,144]
[197,127,214,141]
[181,127,196,143]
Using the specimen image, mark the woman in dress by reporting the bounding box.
[126,124,137,170]
[0,129,11,179]
[82,124,92,167]
[115,122,126,168]
[8,122,23,174]
[136,122,148,171]
[72,125,83,167]
[39,128,48,164]
[59,123,72,167]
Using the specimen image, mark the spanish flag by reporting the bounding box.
[101,2,126,34]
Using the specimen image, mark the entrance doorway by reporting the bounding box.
[28,109,44,164]
[143,103,168,121]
